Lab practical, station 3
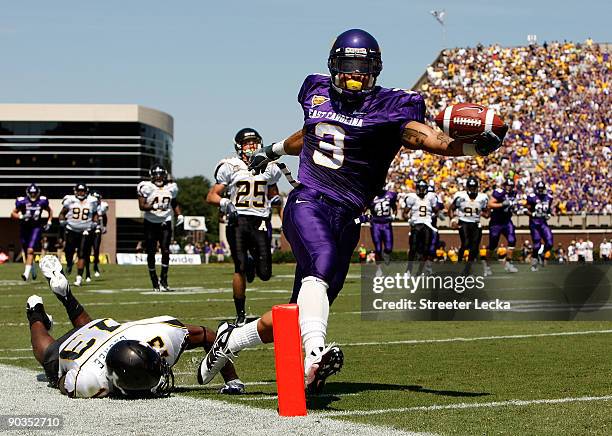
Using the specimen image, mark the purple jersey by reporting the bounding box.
[15,196,49,226]
[490,188,515,225]
[369,191,397,223]
[297,74,425,211]
[527,193,553,224]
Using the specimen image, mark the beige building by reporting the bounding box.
[0,104,174,263]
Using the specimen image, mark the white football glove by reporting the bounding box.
[176,215,184,227]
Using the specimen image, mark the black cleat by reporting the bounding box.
[305,345,344,395]
[26,295,53,331]
[235,311,247,327]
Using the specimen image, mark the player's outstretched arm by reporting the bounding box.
[205,183,226,207]
[401,121,505,157]
[248,128,305,174]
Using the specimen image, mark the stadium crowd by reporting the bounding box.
[389,40,611,214]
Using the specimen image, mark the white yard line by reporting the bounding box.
[0,364,430,436]
[317,395,612,417]
[3,329,612,355]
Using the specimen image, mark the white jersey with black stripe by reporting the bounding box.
[62,195,99,232]
[452,191,488,224]
[137,181,179,224]
[215,156,282,218]
[58,316,188,398]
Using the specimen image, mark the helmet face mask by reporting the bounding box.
[466,177,479,199]
[74,183,88,200]
[106,340,174,398]
[416,180,428,198]
[234,128,262,163]
[504,178,515,193]
[26,183,40,201]
[150,165,168,187]
[535,181,546,195]
[328,29,382,100]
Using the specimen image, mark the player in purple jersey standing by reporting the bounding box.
[198,29,506,393]
[368,189,397,269]
[485,178,519,273]
[11,184,53,281]
[526,181,554,272]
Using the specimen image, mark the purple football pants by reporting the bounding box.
[282,186,361,305]
[488,221,516,250]
[530,221,553,256]
[20,224,42,250]
[370,221,393,256]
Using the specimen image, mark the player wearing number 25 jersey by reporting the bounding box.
[368,190,397,265]
[207,128,283,326]
[137,165,183,292]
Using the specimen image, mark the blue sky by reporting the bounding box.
[2,1,610,184]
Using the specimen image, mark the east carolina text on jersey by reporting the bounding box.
[296,74,426,211]
[137,181,179,223]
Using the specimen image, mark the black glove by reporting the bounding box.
[270,195,283,207]
[226,203,238,225]
[248,145,279,175]
[472,125,508,156]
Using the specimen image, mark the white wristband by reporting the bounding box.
[219,198,230,212]
[462,142,478,156]
[271,140,287,156]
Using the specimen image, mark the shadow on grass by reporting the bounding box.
[307,382,491,410]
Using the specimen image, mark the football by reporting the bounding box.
[434,103,507,140]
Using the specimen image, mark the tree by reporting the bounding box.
[175,176,219,241]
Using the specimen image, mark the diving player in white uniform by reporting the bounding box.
[137,165,184,292]
[207,128,283,326]
[25,255,244,398]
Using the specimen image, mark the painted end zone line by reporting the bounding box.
[336,329,612,347]
[318,395,612,417]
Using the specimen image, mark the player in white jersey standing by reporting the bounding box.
[449,176,490,274]
[403,179,441,274]
[137,165,184,292]
[84,190,108,282]
[24,255,243,398]
[207,128,283,326]
[58,183,99,287]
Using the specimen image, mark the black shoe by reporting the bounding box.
[235,311,247,327]
[305,345,344,395]
[21,273,27,281]
[159,278,173,292]
[245,256,255,283]
[26,295,53,331]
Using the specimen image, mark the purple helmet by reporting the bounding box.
[328,29,383,100]
[26,183,40,201]
[535,181,546,195]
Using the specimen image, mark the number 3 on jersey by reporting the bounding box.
[313,123,345,170]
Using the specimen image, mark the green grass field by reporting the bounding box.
[1,262,611,435]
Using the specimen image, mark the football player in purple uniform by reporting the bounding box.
[526,181,554,271]
[368,189,397,267]
[485,178,518,273]
[11,184,53,281]
[198,29,505,393]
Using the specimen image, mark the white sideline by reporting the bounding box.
[316,395,612,417]
[0,364,432,436]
